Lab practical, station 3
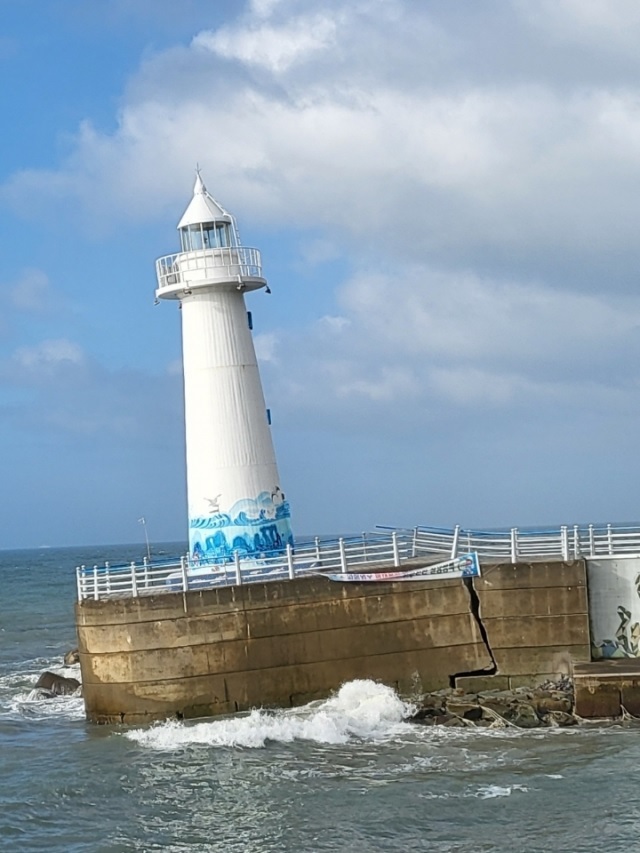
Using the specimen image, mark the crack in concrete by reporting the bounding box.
[449,577,498,688]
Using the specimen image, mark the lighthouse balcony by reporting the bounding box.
[155,247,266,298]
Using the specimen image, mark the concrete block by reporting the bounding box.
[574,681,621,718]
[455,675,510,693]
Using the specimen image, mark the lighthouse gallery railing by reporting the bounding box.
[156,247,263,290]
[76,521,640,601]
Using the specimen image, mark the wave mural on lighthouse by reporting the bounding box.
[189,491,293,562]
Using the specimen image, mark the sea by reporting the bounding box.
[2,543,640,853]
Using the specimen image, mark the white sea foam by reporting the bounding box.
[0,657,84,720]
[9,691,85,720]
[124,679,414,750]
[474,784,529,799]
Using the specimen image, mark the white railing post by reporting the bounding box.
[392,531,400,567]
[339,537,347,574]
[234,551,242,585]
[131,561,138,597]
[510,528,517,564]
[607,524,613,555]
[573,525,579,558]
[105,562,111,594]
[451,525,460,558]
[362,532,368,561]
[76,568,83,601]
[412,527,418,558]
[287,543,295,579]
[143,556,150,589]
[315,536,321,563]
[91,565,98,601]
[180,555,189,592]
[560,526,569,561]
[589,524,595,556]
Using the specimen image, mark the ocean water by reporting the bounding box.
[2,545,640,852]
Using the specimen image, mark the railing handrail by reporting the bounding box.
[155,247,264,290]
[76,522,640,602]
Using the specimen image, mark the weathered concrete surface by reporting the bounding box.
[77,573,491,723]
[457,561,590,693]
[574,659,640,718]
[76,560,592,724]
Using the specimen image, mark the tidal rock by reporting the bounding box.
[64,649,80,666]
[446,700,481,719]
[418,693,447,714]
[502,701,542,728]
[530,689,572,715]
[545,710,577,727]
[35,671,80,696]
[411,711,454,726]
[441,714,469,727]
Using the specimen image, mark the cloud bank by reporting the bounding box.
[4,0,640,537]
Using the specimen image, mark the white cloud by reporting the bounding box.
[338,268,640,368]
[4,0,640,443]
[518,0,640,51]
[8,268,55,313]
[4,6,640,276]
[194,12,338,73]
[257,264,640,428]
[12,338,85,371]
[254,331,278,363]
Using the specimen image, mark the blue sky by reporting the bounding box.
[3,0,640,548]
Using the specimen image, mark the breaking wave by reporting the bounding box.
[124,679,414,750]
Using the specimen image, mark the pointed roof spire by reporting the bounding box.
[177,169,232,229]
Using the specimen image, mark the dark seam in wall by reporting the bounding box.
[449,577,498,687]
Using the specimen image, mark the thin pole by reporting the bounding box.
[138,517,151,563]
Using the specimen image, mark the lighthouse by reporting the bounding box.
[155,173,293,563]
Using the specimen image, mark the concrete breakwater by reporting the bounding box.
[76,559,589,724]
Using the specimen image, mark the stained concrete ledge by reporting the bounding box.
[574,660,640,718]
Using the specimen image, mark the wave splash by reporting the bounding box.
[0,662,84,721]
[124,679,414,750]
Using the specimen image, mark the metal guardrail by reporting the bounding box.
[156,247,263,290]
[76,532,412,601]
[387,522,640,562]
[76,523,640,602]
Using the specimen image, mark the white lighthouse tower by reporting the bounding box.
[155,173,293,563]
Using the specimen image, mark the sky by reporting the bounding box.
[2,0,640,548]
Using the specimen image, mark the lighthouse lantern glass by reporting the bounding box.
[179,222,234,252]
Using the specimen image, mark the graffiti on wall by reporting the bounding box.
[189,490,293,562]
[590,560,640,659]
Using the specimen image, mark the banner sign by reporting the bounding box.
[324,552,480,583]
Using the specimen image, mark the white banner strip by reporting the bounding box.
[323,553,480,583]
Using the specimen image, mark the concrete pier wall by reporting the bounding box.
[76,560,590,724]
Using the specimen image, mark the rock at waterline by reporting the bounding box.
[63,648,80,666]
[35,671,81,697]
[408,680,577,728]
